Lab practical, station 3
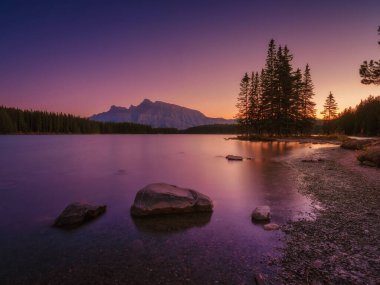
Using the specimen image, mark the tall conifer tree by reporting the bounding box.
[321,92,338,121]
[261,39,278,134]
[235,73,250,136]
[248,72,261,133]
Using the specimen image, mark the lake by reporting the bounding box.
[0,135,315,284]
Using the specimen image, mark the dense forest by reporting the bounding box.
[332,95,380,136]
[0,106,177,134]
[235,39,316,136]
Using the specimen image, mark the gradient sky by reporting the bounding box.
[1,0,379,119]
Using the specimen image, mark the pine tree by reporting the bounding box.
[321,92,338,134]
[235,73,250,136]
[276,45,294,134]
[248,72,261,133]
[359,26,380,85]
[261,39,278,134]
[290,68,303,133]
[321,92,338,121]
[300,64,316,133]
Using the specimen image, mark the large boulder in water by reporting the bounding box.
[130,183,213,216]
[53,203,106,228]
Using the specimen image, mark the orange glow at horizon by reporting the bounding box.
[0,1,379,120]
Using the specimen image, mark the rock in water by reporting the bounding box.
[226,155,243,161]
[252,206,271,221]
[54,203,106,228]
[263,223,280,231]
[130,183,213,216]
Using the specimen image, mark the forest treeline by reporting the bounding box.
[0,106,177,134]
[235,39,316,136]
[330,95,380,136]
[0,105,240,134]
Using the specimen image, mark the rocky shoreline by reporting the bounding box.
[275,145,380,284]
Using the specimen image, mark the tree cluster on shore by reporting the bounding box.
[235,39,316,136]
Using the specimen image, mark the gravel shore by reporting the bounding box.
[277,145,380,284]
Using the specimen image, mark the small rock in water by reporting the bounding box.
[53,202,106,228]
[252,206,271,221]
[226,155,243,161]
[263,223,280,231]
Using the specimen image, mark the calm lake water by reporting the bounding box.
[0,135,316,284]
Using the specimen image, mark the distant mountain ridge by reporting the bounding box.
[90,99,235,129]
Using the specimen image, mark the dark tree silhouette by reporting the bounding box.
[359,26,380,85]
[235,73,250,136]
[321,92,338,121]
[248,72,261,134]
[235,39,316,136]
[335,95,380,136]
[321,92,338,134]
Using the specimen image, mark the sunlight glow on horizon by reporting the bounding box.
[0,1,379,120]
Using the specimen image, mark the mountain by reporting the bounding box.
[90,99,235,129]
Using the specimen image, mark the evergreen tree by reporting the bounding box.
[300,64,316,133]
[260,39,278,134]
[235,73,251,136]
[359,26,380,85]
[321,92,338,120]
[290,68,303,133]
[248,72,262,134]
[321,92,338,134]
[276,45,294,134]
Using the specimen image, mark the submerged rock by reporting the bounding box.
[130,183,213,216]
[226,155,243,161]
[53,203,106,228]
[263,223,280,231]
[252,206,271,221]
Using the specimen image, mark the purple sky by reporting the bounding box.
[1,0,379,118]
